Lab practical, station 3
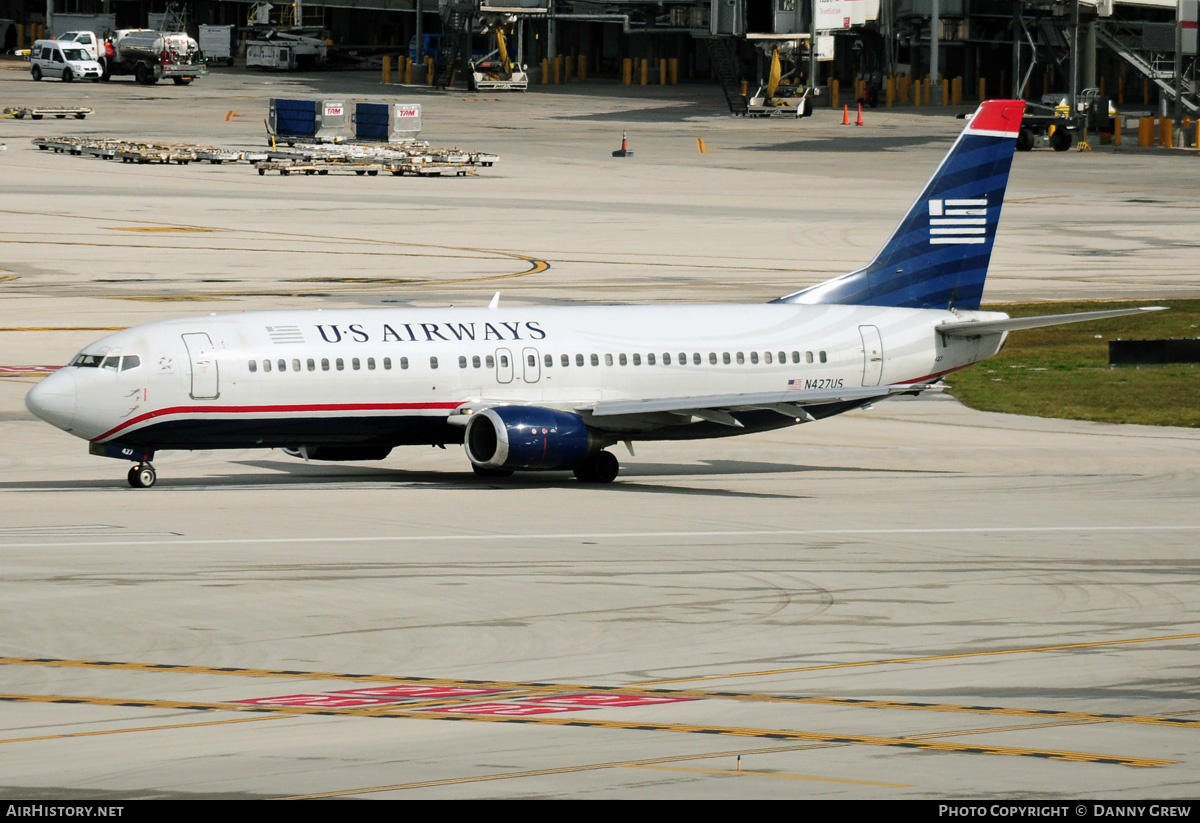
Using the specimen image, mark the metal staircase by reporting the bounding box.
[1095,22,1198,113]
[703,37,747,115]
[436,7,473,89]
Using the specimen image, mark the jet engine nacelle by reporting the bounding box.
[464,406,597,471]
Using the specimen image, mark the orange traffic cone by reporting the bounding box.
[842,105,850,125]
[612,130,634,157]
[855,103,864,126]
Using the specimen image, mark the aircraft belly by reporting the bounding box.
[112,412,461,450]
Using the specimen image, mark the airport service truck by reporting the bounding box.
[62,29,206,85]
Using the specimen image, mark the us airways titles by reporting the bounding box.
[312,320,547,345]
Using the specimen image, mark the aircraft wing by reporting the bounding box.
[581,383,940,428]
[938,306,1166,337]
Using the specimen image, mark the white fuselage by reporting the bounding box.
[32,302,1006,451]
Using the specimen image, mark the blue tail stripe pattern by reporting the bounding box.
[775,100,1026,311]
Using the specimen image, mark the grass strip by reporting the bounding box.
[945,299,1200,428]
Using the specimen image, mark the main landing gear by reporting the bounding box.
[573,451,619,484]
[127,463,157,488]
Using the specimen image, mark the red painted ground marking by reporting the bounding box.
[235,693,402,708]
[521,693,694,708]
[0,366,60,375]
[335,685,503,699]
[431,702,584,716]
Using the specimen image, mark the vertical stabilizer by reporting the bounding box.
[776,99,1026,311]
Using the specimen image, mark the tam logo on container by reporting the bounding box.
[395,107,419,118]
[324,105,344,117]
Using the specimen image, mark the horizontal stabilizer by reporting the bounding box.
[938,306,1167,337]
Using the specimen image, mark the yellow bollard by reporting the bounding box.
[669,57,678,85]
[1138,117,1154,147]
[1113,116,1121,147]
[16,24,23,49]
[563,54,571,82]
[1159,116,1172,147]
[622,57,632,85]
[640,58,648,86]
[426,56,434,85]
[914,79,921,108]
[382,56,392,84]
[579,55,587,82]
[554,55,562,84]
[978,77,986,101]
[405,57,413,85]
[886,75,895,107]
[942,78,949,106]
[924,76,931,105]
[659,58,667,85]
[542,57,549,85]
[830,78,839,108]
[739,79,748,96]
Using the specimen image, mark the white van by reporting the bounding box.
[30,39,103,82]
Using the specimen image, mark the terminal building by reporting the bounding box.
[2,0,1195,115]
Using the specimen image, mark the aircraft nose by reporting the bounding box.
[25,369,77,432]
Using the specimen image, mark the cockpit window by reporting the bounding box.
[121,355,141,371]
[101,356,120,371]
[70,354,104,368]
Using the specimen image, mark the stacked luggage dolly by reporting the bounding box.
[252,140,498,177]
[259,99,496,177]
[31,136,268,165]
[3,106,93,120]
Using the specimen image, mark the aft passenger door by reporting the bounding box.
[182,332,220,399]
[859,325,883,387]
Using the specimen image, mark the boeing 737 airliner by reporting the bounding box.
[26,100,1162,487]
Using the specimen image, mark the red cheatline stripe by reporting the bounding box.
[0,366,61,374]
[94,402,463,442]
[1183,21,1197,29]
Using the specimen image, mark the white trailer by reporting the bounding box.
[198,24,234,66]
[245,32,327,70]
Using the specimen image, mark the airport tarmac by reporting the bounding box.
[1,62,1199,799]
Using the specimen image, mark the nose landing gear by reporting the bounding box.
[127,463,157,488]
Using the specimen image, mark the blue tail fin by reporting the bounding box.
[776,100,1026,311]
